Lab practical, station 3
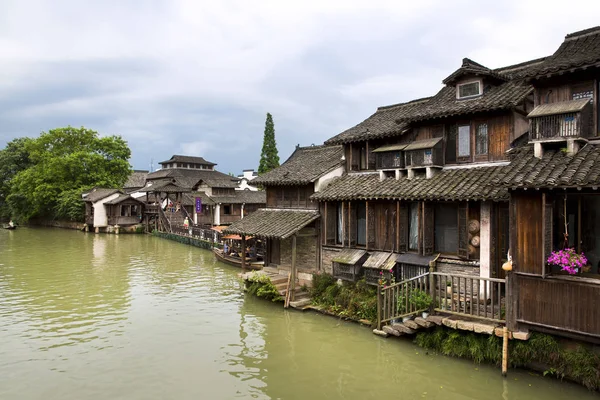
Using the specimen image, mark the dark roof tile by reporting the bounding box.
[159,155,216,166]
[223,209,319,239]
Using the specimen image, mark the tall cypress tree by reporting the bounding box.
[258,113,280,175]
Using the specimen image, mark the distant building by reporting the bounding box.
[236,169,259,191]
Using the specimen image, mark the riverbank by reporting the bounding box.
[152,230,222,250]
[245,270,600,391]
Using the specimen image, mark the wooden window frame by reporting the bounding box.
[456,80,482,99]
[457,124,472,161]
[475,122,489,159]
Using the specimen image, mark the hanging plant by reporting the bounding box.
[547,248,588,275]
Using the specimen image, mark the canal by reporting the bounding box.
[0,228,596,400]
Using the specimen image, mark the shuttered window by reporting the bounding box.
[476,123,488,155]
[458,125,471,157]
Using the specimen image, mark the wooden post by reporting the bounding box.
[291,234,297,302]
[377,285,382,330]
[365,201,369,250]
[241,234,246,271]
[502,326,509,377]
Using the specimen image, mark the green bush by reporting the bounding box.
[309,274,377,323]
[245,272,283,302]
[415,327,600,390]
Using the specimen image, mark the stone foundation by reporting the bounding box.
[321,246,344,274]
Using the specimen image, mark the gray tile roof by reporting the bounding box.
[443,58,509,85]
[363,251,393,269]
[311,165,510,202]
[104,194,144,205]
[223,209,319,239]
[520,26,600,79]
[83,188,121,202]
[146,168,239,188]
[324,98,430,145]
[159,155,216,166]
[210,190,266,205]
[253,145,344,186]
[124,170,148,189]
[181,192,215,206]
[140,181,189,193]
[501,143,600,189]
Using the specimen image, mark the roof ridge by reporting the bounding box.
[376,96,432,111]
[494,56,547,73]
[565,26,600,40]
[462,57,490,70]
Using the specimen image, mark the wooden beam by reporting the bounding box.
[365,200,369,251]
[241,235,246,271]
[396,201,400,252]
[323,202,327,245]
[291,234,297,302]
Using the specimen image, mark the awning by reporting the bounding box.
[404,137,443,151]
[396,253,438,266]
[332,248,367,265]
[372,144,407,153]
[222,234,253,240]
[527,98,591,118]
[211,225,228,233]
[362,251,393,269]
[223,209,319,239]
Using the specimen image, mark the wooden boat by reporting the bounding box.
[3,225,16,230]
[213,248,263,270]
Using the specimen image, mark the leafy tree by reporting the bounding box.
[258,113,280,175]
[6,126,132,222]
[0,138,33,219]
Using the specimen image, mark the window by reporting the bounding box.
[457,81,481,98]
[360,146,367,170]
[409,202,419,251]
[475,123,488,155]
[356,202,366,246]
[458,125,471,157]
[336,203,343,244]
[223,205,232,215]
[434,203,459,254]
[445,124,457,163]
[423,149,432,165]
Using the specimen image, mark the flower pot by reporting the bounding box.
[422,312,429,319]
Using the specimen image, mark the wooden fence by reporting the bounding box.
[378,271,506,328]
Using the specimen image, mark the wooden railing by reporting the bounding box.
[378,271,506,328]
[432,273,505,323]
[157,207,172,233]
[530,112,591,140]
[379,273,430,326]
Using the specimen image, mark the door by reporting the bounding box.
[268,239,281,266]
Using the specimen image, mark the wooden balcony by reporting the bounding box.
[528,98,593,141]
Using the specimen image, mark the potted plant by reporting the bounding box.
[547,248,588,275]
[410,289,433,319]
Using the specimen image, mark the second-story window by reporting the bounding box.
[336,203,343,244]
[457,81,481,99]
[476,123,488,155]
[458,125,471,158]
[409,202,419,251]
[360,145,368,170]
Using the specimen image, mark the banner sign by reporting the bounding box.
[195,197,202,213]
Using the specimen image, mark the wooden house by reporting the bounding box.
[83,188,122,230]
[500,26,600,342]
[315,56,539,286]
[104,194,145,226]
[224,145,344,283]
[138,155,266,229]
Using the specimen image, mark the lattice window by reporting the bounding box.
[476,123,488,155]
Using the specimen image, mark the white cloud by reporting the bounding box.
[1,0,600,173]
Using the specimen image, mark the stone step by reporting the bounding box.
[289,298,312,309]
[390,323,416,335]
[426,315,444,325]
[403,319,420,330]
[414,317,435,328]
[383,325,402,337]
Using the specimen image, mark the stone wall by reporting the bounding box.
[321,246,343,275]
[279,228,318,273]
[436,258,480,276]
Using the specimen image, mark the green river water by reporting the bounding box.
[0,228,597,400]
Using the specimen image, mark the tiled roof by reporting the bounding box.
[210,190,266,205]
[124,170,148,189]
[140,181,189,193]
[500,143,600,188]
[443,58,508,85]
[363,251,393,270]
[104,194,144,205]
[324,98,430,145]
[253,145,344,186]
[223,209,319,239]
[311,165,510,202]
[181,192,215,206]
[403,81,533,122]
[520,26,600,79]
[83,188,121,202]
[159,155,216,166]
[146,168,238,188]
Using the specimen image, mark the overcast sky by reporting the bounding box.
[1,1,599,174]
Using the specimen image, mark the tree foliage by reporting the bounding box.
[0,137,33,219]
[4,126,132,222]
[258,113,280,175]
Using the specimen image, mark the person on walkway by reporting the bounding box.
[183,217,189,229]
